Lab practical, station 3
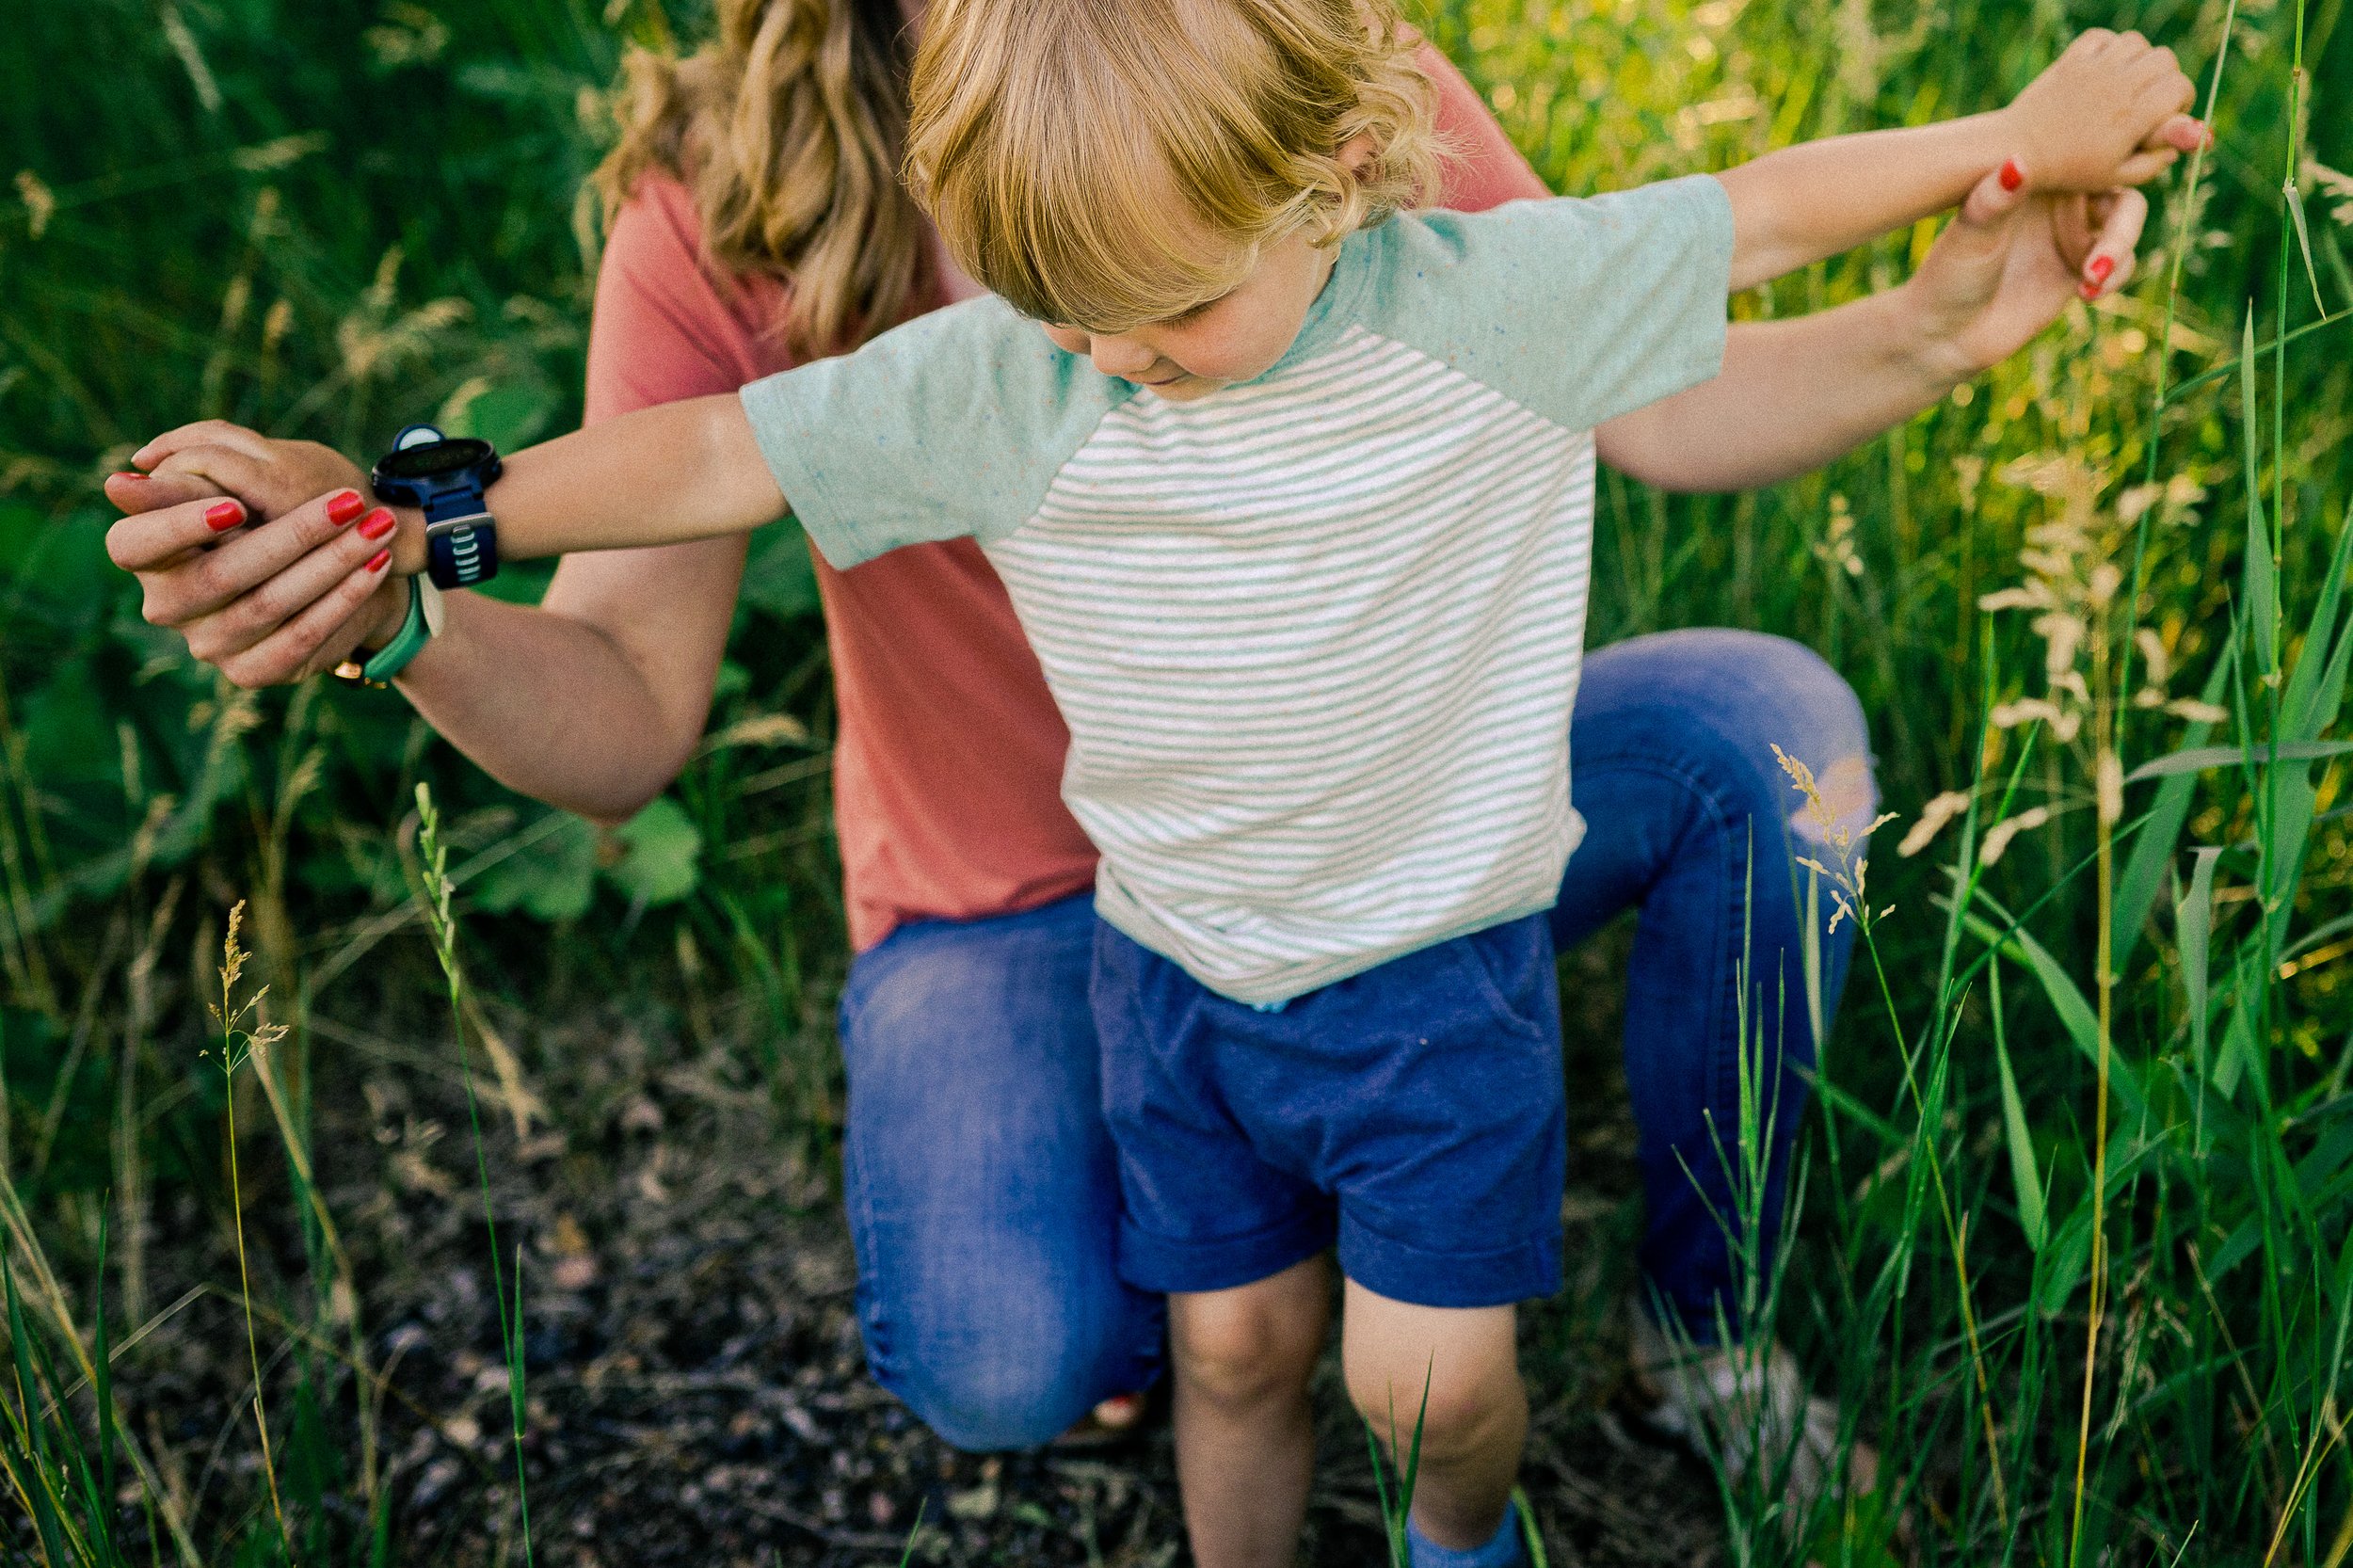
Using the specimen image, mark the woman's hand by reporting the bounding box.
[1904,164,2152,384]
[104,422,409,686]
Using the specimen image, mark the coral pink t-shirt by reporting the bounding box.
[582,49,1550,952]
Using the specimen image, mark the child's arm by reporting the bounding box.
[1717,28,2203,290]
[383,394,785,575]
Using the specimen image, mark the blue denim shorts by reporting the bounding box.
[1091,913,1566,1309]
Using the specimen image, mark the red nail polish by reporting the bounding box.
[327,490,366,525]
[2079,280,2102,299]
[358,507,395,540]
[110,471,146,484]
[366,548,392,573]
[1998,158,2023,191]
[205,501,245,531]
[2089,255,2115,282]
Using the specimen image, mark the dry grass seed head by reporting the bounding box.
[1774,743,1897,932]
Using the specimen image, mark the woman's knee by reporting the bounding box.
[1593,628,1876,844]
[877,1288,1159,1450]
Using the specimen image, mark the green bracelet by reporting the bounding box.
[334,578,443,687]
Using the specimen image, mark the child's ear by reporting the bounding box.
[1336,133,1377,174]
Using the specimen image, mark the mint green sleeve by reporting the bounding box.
[1368,175,1735,431]
[736,296,1123,569]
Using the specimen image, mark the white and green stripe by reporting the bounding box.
[987,325,1594,1004]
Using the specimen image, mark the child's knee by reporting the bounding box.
[1170,1267,1328,1411]
[1345,1355,1524,1457]
[1340,1292,1525,1460]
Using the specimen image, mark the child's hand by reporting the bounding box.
[1997,29,2206,193]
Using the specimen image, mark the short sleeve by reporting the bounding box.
[1367,175,1735,433]
[738,296,1127,570]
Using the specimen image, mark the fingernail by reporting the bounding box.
[2080,280,2102,299]
[205,501,245,532]
[1998,159,2024,192]
[109,471,146,484]
[2089,255,2115,282]
[366,548,392,573]
[358,507,396,540]
[327,489,366,525]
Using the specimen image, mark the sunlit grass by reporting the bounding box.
[1,0,2350,1560]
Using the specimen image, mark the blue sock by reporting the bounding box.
[1406,1503,1525,1568]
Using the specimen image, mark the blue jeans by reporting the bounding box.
[836,628,1873,1450]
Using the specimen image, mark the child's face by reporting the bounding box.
[1037,227,1338,402]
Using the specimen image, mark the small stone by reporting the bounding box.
[947,1483,999,1520]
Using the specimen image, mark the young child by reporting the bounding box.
[359,5,2199,1561]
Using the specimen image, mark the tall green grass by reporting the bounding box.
[2,0,2350,1560]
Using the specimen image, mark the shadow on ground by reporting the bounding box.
[110,919,1726,1566]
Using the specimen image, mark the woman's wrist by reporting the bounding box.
[355,573,422,652]
[388,505,431,578]
[1889,274,1990,393]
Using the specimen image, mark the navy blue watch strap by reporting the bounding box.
[424,493,499,589]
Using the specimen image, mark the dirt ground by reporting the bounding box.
[103,926,1730,1566]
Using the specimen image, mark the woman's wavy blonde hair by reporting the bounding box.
[594,0,925,360]
[905,0,1442,332]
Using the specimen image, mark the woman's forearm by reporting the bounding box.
[1594,290,1957,492]
[390,539,751,822]
[389,395,784,576]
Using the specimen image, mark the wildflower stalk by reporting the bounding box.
[209,902,296,1567]
[1776,747,2009,1524]
[413,784,536,1567]
[2067,648,2120,1568]
[2114,0,2238,711]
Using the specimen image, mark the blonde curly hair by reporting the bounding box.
[905,0,1443,332]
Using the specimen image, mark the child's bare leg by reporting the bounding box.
[1169,1255,1333,1568]
[1341,1279,1526,1553]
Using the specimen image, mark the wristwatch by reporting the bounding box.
[333,576,445,687]
[370,423,503,590]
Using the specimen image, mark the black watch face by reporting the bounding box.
[376,438,494,481]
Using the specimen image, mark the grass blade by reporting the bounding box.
[2114,626,2240,972]
[1989,960,2047,1252]
[2240,310,2279,679]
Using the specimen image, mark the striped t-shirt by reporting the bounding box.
[743,178,1736,1004]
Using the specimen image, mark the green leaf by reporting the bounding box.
[741,527,823,620]
[440,379,558,452]
[2240,311,2278,675]
[470,813,597,921]
[2113,624,2236,973]
[2214,981,2256,1101]
[2279,497,2353,740]
[2287,180,2329,316]
[602,796,702,908]
[1962,898,2148,1123]
[2176,846,2223,1082]
[2036,1194,2094,1318]
[1989,960,2047,1252]
[2123,739,2353,783]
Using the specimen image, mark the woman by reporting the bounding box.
[105,0,2160,1470]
